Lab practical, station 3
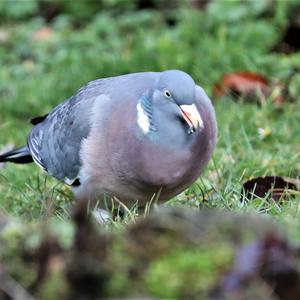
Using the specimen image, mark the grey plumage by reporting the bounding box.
[0,70,217,208]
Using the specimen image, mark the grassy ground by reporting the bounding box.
[0,1,300,237]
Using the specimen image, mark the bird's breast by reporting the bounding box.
[118,138,195,190]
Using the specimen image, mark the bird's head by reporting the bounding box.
[136,70,203,139]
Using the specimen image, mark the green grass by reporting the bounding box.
[0,0,300,241]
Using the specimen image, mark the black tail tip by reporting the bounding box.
[0,146,33,164]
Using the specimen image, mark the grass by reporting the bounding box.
[0,1,300,238]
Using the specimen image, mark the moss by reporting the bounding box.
[37,258,68,300]
[145,244,234,299]
[0,221,37,288]
[105,240,136,297]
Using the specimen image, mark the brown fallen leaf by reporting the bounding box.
[32,27,54,42]
[214,68,300,107]
[214,72,270,99]
[241,176,298,202]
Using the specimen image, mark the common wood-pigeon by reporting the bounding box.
[0,70,217,209]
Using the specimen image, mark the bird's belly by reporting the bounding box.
[78,153,196,207]
[115,149,199,203]
[80,133,202,207]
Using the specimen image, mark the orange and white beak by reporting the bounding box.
[179,104,203,134]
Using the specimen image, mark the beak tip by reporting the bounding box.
[179,104,203,134]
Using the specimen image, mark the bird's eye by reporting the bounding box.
[163,89,172,99]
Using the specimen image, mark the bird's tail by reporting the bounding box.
[0,146,33,164]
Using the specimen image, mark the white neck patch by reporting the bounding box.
[137,102,150,134]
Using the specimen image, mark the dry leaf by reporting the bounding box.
[213,69,300,107]
[241,176,298,202]
[214,72,270,100]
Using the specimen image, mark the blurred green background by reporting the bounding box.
[0,0,298,117]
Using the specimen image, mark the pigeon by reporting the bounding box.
[0,70,217,210]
